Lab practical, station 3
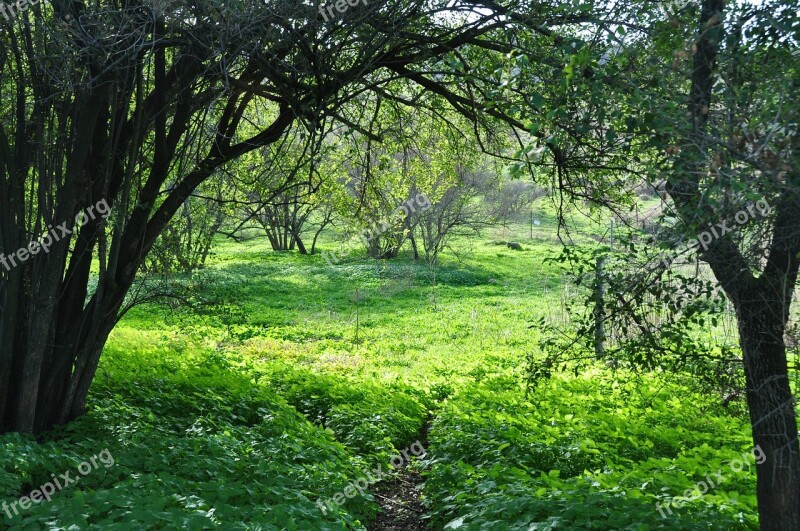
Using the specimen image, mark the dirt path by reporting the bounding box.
[367,466,427,531]
[367,422,430,530]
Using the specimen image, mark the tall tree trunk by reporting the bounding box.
[733,283,800,530]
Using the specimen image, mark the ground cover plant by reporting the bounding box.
[0,212,765,528]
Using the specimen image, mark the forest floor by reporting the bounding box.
[368,467,427,531]
[368,422,430,530]
[0,214,766,529]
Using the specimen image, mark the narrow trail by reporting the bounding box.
[367,467,427,530]
[367,421,431,531]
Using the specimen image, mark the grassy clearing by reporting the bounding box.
[0,211,759,529]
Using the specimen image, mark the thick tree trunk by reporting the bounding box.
[732,283,800,530]
[701,191,800,530]
[700,201,800,530]
[1,288,120,433]
[294,234,308,254]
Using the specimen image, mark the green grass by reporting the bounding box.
[0,211,759,529]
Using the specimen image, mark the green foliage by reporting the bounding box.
[0,345,375,529]
[523,228,757,414]
[423,375,758,530]
[258,363,429,462]
[0,222,760,528]
[143,174,230,274]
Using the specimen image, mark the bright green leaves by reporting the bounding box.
[0,345,376,529]
[423,376,758,530]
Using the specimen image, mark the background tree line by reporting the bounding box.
[146,102,542,273]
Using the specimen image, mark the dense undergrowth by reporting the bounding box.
[0,216,761,529]
[425,378,757,530]
[0,342,381,529]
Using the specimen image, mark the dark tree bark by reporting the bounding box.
[0,6,299,432]
[734,281,800,530]
[409,231,420,260]
[310,209,335,255]
[294,234,308,255]
[703,220,800,530]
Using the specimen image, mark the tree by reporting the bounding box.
[0,0,576,434]
[334,98,493,261]
[143,174,230,273]
[660,3,800,526]
[509,1,800,527]
[238,127,328,254]
[417,166,489,262]
[485,177,545,226]
[333,97,457,259]
[336,99,415,260]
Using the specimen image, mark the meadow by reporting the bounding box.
[0,212,759,530]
